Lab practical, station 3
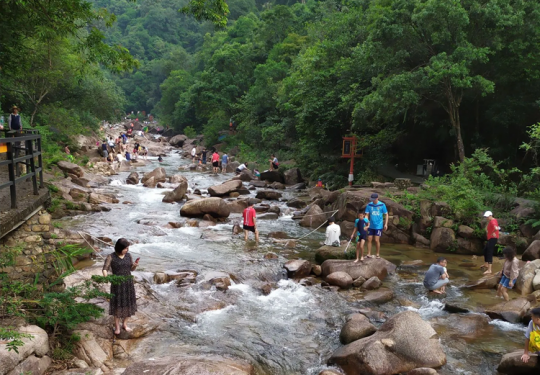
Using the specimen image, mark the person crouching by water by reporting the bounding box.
[496,247,519,301]
[242,201,259,242]
[521,307,540,363]
[423,257,449,294]
[102,238,139,335]
[325,217,341,247]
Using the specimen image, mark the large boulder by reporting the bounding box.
[464,274,501,290]
[143,176,156,188]
[340,314,377,345]
[329,311,446,375]
[121,355,254,375]
[169,134,187,147]
[6,355,51,375]
[227,200,249,214]
[208,180,243,197]
[430,227,456,253]
[72,330,108,369]
[239,170,254,182]
[534,270,540,291]
[284,168,303,185]
[321,258,397,281]
[326,272,353,289]
[284,260,311,279]
[180,198,230,218]
[260,170,284,183]
[88,193,119,204]
[362,276,382,290]
[141,167,167,184]
[497,350,539,375]
[162,177,188,203]
[226,161,240,173]
[363,288,394,304]
[485,298,531,323]
[300,204,327,228]
[523,240,540,261]
[516,259,540,295]
[315,245,350,263]
[0,325,49,375]
[57,161,84,178]
[255,190,282,200]
[126,172,139,185]
[287,198,307,209]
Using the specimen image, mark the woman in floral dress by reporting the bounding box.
[102,238,139,334]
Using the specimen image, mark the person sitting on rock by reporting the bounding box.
[522,307,540,363]
[316,179,323,188]
[423,257,449,294]
[125,151,131,161]
[496,247,519,301]
[325,217,341,247]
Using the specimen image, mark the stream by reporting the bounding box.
[64,152,526,375]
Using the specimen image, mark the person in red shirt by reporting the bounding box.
[211,151,220,174]
[482,210,500,275]
[242,201,259,242]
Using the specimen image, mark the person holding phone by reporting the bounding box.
[102,238,139,335]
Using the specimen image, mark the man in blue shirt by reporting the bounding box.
[221,153,228,174]
[364,193,388,259]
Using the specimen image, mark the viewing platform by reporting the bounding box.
[0,130,50,238]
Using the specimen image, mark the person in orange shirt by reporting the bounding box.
[242,201,259,242]
[482,210,500,275]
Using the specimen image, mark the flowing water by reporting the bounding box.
[64,152,527,375]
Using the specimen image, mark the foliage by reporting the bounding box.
[183,125,198,139]
[0,327,33,354]
[0,243,126,353]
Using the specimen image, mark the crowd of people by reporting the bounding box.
[98,133,149,164]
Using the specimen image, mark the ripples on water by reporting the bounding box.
[66,153,527,375]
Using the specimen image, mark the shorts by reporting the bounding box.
[103,150,108,158]
[272,163,279,169]
[236,168,242,173]
[222,163,227,170]
[500,275,516,289]
[243,225,256,233]
[356,234,367,242]
[368,229,382,237]
[212,161,219,167]
[427,278,449,291]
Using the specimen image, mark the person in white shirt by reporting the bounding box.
[191,147,197,162]
[235,162,248,174]
[325,217,341,246]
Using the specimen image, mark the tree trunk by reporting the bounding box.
[447,91,465,163]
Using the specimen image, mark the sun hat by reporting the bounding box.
[484,211,493,217]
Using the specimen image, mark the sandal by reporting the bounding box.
[366,255,373,259]
[376,255,381,259]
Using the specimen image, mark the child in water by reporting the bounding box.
[496,247,520,301]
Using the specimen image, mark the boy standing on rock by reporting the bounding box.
[350,212,370,262]
[243,201,259,242]
[365,193,388,259]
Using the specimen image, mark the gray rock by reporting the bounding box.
[339,313,377,344]
[329,311,446,375]
[284,260,311,279]
[497,350,539,375]
[362,276,382,290]
[326,271,353,289]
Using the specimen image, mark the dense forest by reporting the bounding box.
[2,0,540,187]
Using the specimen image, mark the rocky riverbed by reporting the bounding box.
[2,127,540,375]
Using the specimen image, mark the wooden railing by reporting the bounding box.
[0,129,44,209]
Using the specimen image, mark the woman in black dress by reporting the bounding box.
[102,238,139,334]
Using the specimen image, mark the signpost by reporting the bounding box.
[341,136,363,186]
